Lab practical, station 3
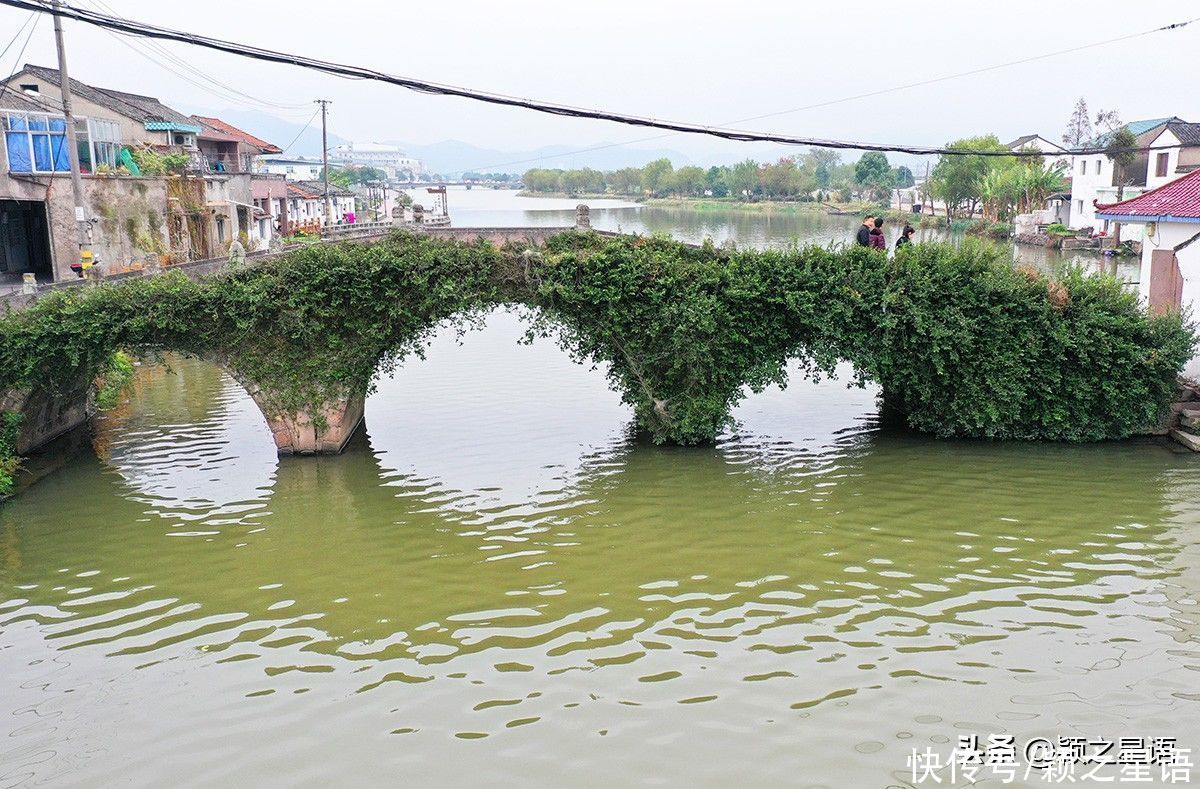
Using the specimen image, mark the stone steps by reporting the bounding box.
[1170,428,1200,452]
[1159,379,1200,451]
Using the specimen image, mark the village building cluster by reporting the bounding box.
[1001,118,1200,379]
[0,64,422,285]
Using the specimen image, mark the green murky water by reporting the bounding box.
[3,307,1198,787]
[0,195,1194,786]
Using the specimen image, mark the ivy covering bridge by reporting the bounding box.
[0,231,1194,498]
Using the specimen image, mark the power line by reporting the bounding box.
[3,0,1197,159]
[466,15,1200,172]
[81,19,309,115]
[79,0,311,112]
[5,9,39,84]
[0,10,35,62]
[277,106,320,154]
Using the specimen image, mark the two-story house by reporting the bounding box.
[1,86,58,285]
[1142,120,1200,191]
[1067,117,1190,231]
[193,115,282,175]
[5,64,202,150]
[3,66,285,276]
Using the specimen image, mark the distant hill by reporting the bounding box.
[390,140,697,176]
[188,108,696,174]
[192,108,351,158]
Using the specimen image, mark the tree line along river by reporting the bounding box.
[0,188,1195,786]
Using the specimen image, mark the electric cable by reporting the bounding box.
[467,17,1200,172]
[277,106,320,154]
[80,0,311,112]
[2,0,1196,158]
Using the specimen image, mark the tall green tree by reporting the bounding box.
[1105,126,1138,243]
[705,166,729,197]
[803,149,841,189]
[609,167,642,195]
[928,135,1011,219]
[854,152,894,203]
[641,158,675,196]
[727,159,759,199]
[894,165,915,189]
[673,166,706,197]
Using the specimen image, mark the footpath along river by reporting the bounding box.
[0,189,1196,786]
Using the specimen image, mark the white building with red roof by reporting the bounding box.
[1097,168,1200,378]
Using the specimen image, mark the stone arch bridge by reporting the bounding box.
[0,227,1191,470]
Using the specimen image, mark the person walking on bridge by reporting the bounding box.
[856,215,875,246]
[869,217,886,250]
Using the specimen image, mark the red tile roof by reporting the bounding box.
[287,183,320,199]
[193,115,283,154]
[1095,169,1200,221]
[251,177,287,199]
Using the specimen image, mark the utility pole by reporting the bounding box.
[52,0,93,280]
[316,99,332,226]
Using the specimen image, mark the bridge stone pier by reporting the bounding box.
[263,396,366,455]
[231,374,366,455]
[2,383,93,455]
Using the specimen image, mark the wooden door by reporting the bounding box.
[1148,249,1184,315]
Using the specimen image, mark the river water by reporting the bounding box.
[1,190,1196,787]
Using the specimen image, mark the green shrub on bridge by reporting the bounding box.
[871,242,1194,440]
[0,230,1194,487]
[525,234,889,443]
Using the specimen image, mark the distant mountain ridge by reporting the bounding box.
[200,108,350,159]
[387,139,698,175]
[184,107,696,174]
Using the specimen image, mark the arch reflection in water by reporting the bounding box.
[91,358,278,520]
[1,309,1198,786]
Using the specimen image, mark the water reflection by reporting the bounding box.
[2,310,1198,786]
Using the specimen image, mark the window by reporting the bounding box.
[4,112,121,174]
[1077,199,1084,214]
[18,83,38,95]
[1096,159,1102,173]
[3,111,72,173]
[87,118,119,171]
[1081,160,1087,175]
[1156,152,1169,178]
[285,165,294,174]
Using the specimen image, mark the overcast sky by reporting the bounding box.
[3,0,1199,169]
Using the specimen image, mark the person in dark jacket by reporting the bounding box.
[856,215,875,246]
[896,224,916,249]
[869,217,886,250]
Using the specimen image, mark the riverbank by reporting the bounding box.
[643,198,846,215]
[519,191,881,216]
[516,190,624,202]
[518,191,950,224]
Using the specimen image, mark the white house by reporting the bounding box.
[258,156,325,181]
[329,142,423,179]
[1143,121,1200,191]
[295,181,356,223]
[1096,168,1200,379]
[1068,117,1185,231]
